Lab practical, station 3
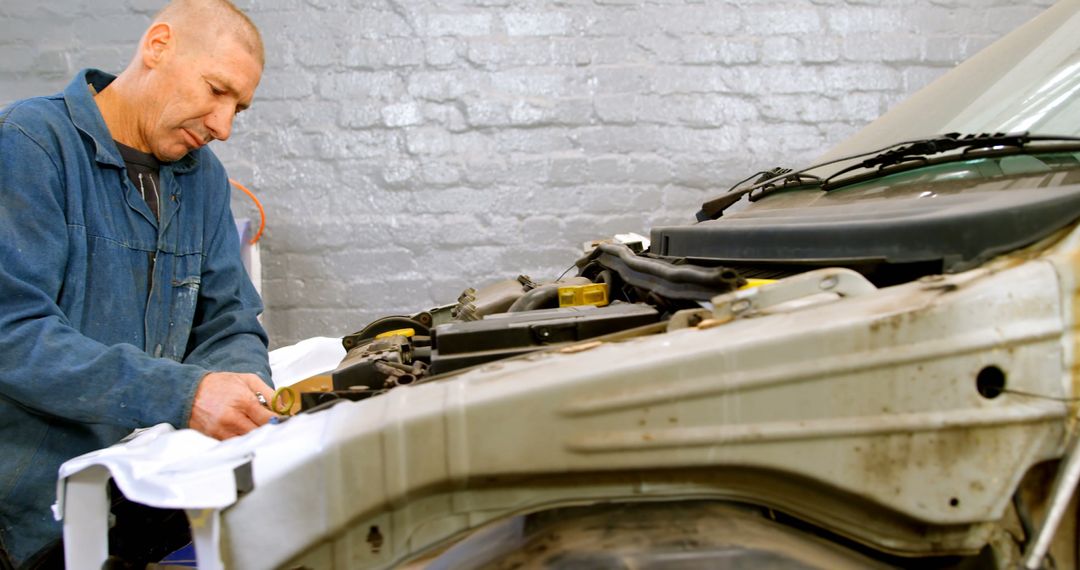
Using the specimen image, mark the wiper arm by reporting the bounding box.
[696,132,1080,221]
[696,167,816,222]
[821,132,1031,188]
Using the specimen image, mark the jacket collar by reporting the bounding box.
[63,68,197,173]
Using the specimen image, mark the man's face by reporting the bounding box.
[145,35,262,162]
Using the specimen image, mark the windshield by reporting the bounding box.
[742,152,1080,212]
[816,0,1080,166]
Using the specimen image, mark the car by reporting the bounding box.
[57,1,1080,568]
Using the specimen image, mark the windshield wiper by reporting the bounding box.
[696,132,1080,221]
[821,132,1040,189]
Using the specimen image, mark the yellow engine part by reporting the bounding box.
[739,278,777,290]
[375,327,415,339]
[558,283,610,308]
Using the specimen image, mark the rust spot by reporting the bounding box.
[697,317,731,330]
[559,340,603,354]
[857,433,916,485]
[868,313,906,334]
[642,433,654,441]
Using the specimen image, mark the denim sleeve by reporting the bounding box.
[0,122,207,429]
[181,177,273,388]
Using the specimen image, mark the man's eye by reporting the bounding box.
[208,83,225,96]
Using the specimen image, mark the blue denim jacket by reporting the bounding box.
[0,69,271,564]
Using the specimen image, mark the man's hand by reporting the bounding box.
[189,372,276,440]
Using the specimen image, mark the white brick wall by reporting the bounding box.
[0,0,1056,347]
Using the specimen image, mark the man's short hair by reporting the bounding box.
[153,0,264,66]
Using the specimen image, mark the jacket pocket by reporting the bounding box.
[160,254,202,361]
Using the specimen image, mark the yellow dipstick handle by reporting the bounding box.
[272,386,298,416]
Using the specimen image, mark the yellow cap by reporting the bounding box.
[375,328,415,339]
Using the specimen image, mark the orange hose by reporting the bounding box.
[229,179,265,244]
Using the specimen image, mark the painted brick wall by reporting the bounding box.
[0,0,1055,347]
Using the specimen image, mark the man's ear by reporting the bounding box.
[140,22,174,69]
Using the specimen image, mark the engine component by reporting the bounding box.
[342,316,430,351]
[506,277,592,313]
[429,303,660,375]
[558,283,610,308]
[452,275,538,321]
[583,232,649,254]
[575,242,744,302]
[332,334,428,391]
[299,388,383,412]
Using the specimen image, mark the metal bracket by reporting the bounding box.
[667,308,714,331]
[711,268,877,322]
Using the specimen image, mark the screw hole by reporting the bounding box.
[367,525,384,553]
[976,366,1006,399]
[949,497,960,507]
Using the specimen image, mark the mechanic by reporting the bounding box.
[0,0,276,566]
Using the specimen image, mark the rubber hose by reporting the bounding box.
[507,277,592,312]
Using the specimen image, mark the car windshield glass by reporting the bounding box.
[697,4,1080,220]
[816,151,1080,204]
[726,152,1080,215]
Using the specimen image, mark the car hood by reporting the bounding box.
[817,0,1080,169]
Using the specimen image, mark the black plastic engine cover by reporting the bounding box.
[429,303,660,375]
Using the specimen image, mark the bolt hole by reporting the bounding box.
[367,525,384,553]
[976,366,1006,399]
[949,497,960,507]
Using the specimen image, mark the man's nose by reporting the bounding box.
[205,106,234,142]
